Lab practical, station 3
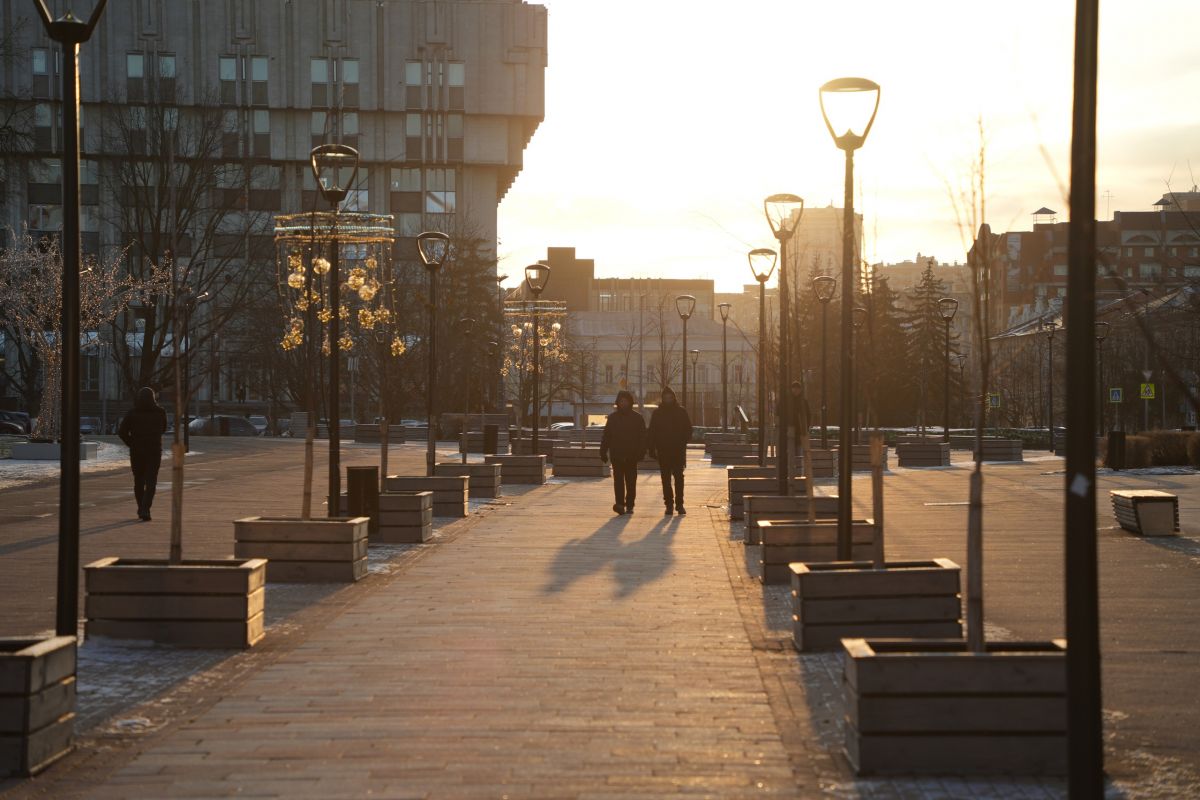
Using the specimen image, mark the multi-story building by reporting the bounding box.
[0,0,547,415]
[789,203,864,283]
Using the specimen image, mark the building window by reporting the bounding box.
[32,48,50,97]
[389,168,421,214]
[1053,264,1068,276]
[1184,265,1200,278]
[1124,246,1133,257]
[81,159,99,206]
[157,54,176,102]
[27,159,62,205]
[341,111,359,149]
[404,61,422,108]
[345,168,368,212]
[405,113,422,160]
[342,59,359,107]
[252,109,270,156]
[128,106,147,154]
[33,102,53,150]
[310,110,328,149]
[424,168,455,214]
[447,113,464,160]
[311,58,330,107]
[1140,263,1161,281]
[448,62,465,110]
[222,110,240,157]
[1144,247,1154,257]
[251,56,268,105]
[599,292,616,312]
[605,365,614,384]
[220,56,237,105]
[126,53,144,101]
[248,164,281,211]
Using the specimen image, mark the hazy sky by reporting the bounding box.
[496,1,1200,294]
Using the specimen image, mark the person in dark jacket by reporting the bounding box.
[118,386,168,521]
[647,387,692,515]
[599,390,646,514]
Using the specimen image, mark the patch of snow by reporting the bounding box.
[0,440,148,491]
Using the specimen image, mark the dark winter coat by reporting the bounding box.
[600,408,647,464]
[118,387,167,456]
[648,402,692,467]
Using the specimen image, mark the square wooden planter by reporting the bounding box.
[483,454,546,485]
[744,494,838,544]
[896,442,951,467]
[384,476,469,517]
[757,520,876,584]
[0,636,76,777]
[551,447,611,478]
[433,462,502,498]
[84,558,267,648]
[790,559,962,651]
[974,438,1023,462]
[842,638,1067,775]
[708,442,757,464]
[234,517,368,582]
[835,444,890,472]
[377,491,433,543]
[728,476,808,521]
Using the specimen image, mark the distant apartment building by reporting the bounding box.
[0,0,547,412]
[790,204,864,283]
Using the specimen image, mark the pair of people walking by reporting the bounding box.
[599,388,693,516]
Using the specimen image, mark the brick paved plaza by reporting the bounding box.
[1,438,1198,798]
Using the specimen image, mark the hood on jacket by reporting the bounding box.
[134,386,159,411]
[615,389,636,409]
[660,387,677,405]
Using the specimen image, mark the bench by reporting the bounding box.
[1110,490,1179,536]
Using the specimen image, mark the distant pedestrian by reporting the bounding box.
[647,387,692,515]
[599,390,646,515]
[118,386,167,521]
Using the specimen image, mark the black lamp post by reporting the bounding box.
[718,302,731,430]
[748,249,777,467]
[1095,322,1110,437]
[676,294,696,410]
[812,275,836,448]
[938,297,959,443]
[418,230,451,476]
[525,262,551,452]
[852,305,868,445]
[689,349,701,415]
[32,0,108,638]
[310,144,359,514]
[819,76,879,559]
[459,317,476,464]
[180,290,211,454]
[955,352,968,427]
[1043,318,1059,452]
[765,195,804,496]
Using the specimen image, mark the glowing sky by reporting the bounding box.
[496,0,1200,293]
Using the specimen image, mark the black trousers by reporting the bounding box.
[130,450,162,514]
[611,458,638,508]
[658,461,685,507]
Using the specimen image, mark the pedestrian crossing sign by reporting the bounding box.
[1109,387,1123,403]
[1140,383,1156,400]
[987,392,1001,409]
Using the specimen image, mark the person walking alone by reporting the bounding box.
[118,386,168,521]
[600,389,646,515]
[647,387,692,515]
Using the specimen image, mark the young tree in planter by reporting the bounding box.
[0,231,168,440]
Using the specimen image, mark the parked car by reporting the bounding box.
[550,422,577,431]
[79,416,101,435]
[248,414,269,435]
[188,415,259,437]
[0,420,25,435]
[0,410,31,434]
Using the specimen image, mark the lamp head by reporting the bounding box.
[309,144,359,206]
[1095,321,1110,341]
[819,77,880,151]
[416,231,450,272]
[764,194,804,241]
[459,317,476,335]
[748,248,778,283]
[852,306,868,329]
[938,297,959,322]
[718,302,731,322]
[524,262,551,296]
[675,294,696,320]
[812,274,836,303]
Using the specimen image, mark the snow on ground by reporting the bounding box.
[0,439,152,491]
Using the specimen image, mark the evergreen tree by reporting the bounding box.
[903,263,960,430]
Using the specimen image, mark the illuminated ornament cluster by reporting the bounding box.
[312,256,330,275]
[347,267,366,291]
[280,317,304,351]
[390,335,406,357]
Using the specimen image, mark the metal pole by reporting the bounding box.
[680,317,688,412]
[425,268,437,476]
[776,238,790,497]
[1065,0,1103,793]
[638,294,645,413]
[757,281,766,466]
[462,341,470,464]
[1097,339,1105,436]
[943,317,951,443]
[327,217,341,516]
[532,307,540,452]
[1048,329,1055,452]
[721,316,728,431]
[836,150,855,560]
[820,302,829,448]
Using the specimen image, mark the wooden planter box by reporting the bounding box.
[703,432,747,453]
[757,520,876,584]
[974,438,1023,462]
[835,444,890,472]
[376,491,433,543]
[512,437,559,460]
[636,454,660,471]
[433,463,502,498]
[385,476,470,517]
[551,447,611,478]
[843,638,1067,775]
[791,559,962,651]
[798,447,837,478]
[728,476,807,520]
[0,636,76,777]
[353,423,406,444]
[84,557,267,648]
[744,494,838,544]
[484,454,546,485]
[896,442,951,467]
[709,442,758,464]
[234,517,368,582]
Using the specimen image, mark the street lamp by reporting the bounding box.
[718,302,731,430]
[459,317,476,464]
[525,262,551,453]
[310,144,359,513]
[1043,318,1059,452]
[938,297,959,443]
[32,0,109,637]
[765,194,804,496]
[179,289,211,453]
[748,248,777,466]
[820,76,879,559]
[1095,321,1110,437]
[955,352,969,427]
[689,348,701,414]
[676,294,696,411]
[852,305,868,444]
[812,275,836,448]
[418,230,450,476]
